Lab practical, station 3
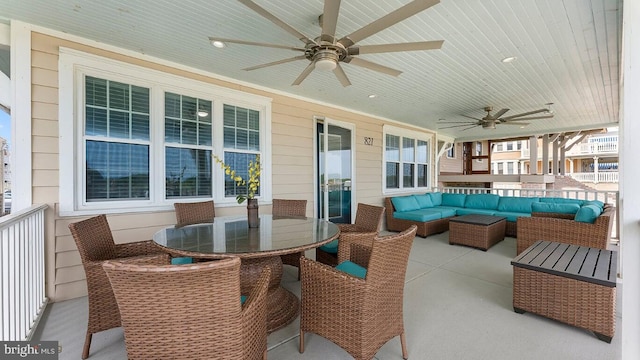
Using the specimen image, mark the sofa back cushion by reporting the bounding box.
[583,200,605,209]
[391,196,421,212]
[413,194,434,209]
[575,204,603,223]
[441,193,466,207]
[539,197,585,206]
[428,192,443,206]
[497,196,539,213]
[531,202,581,215]
[464,193,500,210]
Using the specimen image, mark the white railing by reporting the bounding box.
[570,172,619,183]
[436,186,619,239]
[565,141,618,156]
[1,204,48,341]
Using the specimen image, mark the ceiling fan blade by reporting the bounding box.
[291,62,316,86]
[343,57,402,76]
[500,122,530,126]
[492,108,509,119]
[502,115,555,122]
[461,125,479,131]
[333,63,352,87]
[322,0,341,38]
[243,56,307,71]
[338,0,440,47]
[438,123,479,129]
[208,37,307,52]
[501,109,548,120]
[461,115,484,121]
[238,0,314,44]
[350,40,444,55]
[438,121,478,124]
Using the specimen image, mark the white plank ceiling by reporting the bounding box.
[0,0,622,141]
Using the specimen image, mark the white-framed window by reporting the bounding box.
[446,145,455,159]
[507,162,514,174]
[59,48,272,215]
[383,125,432,192]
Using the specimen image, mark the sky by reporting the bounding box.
[0,110,10,146]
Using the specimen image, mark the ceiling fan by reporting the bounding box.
[209,0,444,86]
[438,106,555,130]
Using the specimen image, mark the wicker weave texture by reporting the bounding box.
[273,199,308,273]
[449,218,506,250]
[516,206,614,254]
[174,200,215,227]
[103,257,270,359]
[513,267,616,342]
[384,197,451,237]
[68,214,167,359]
[300,225,417,360]
[316,203,385,266]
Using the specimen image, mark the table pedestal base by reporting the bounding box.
[240,256,300,333]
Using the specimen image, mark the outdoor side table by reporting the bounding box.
[511,240,617,343]
[449,214,506,250]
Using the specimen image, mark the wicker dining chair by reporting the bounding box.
[300,225,417,360]
[273,199,308,279]
[316,203,385,266]
[174,200,215,227]
[103,256,270,360]
[68,214,168,359]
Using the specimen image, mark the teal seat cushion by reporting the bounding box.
[391,196,421,212]
[441,193,466,207]
[335,260,367,279]
[428,192,443,206]
[494,211,531,222]
[434,205,464,213]
[433,208,456,218]
[539,197,585,206]
[241,295,247,304]
[319,239,339,254]
[497,196,539,213]
[584,200,605,209]
[456,208,496,216]
[171,257,193,265]
[464,193,500,210]
[531,202,581,215]
[394,209,442,222]
[413,194,434,209]
[575,204,602,223]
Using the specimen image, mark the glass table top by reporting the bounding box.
[152,215,340,256]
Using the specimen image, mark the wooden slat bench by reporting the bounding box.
[511,240,617,343]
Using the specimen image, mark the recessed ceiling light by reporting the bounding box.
[211,40,226,49]
[501,56,517,63]
[368,94,377,99]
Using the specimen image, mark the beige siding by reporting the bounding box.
[31,31,436,301]
[439,142,463,174]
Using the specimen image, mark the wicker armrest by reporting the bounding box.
[113,252,171,266]
[301,257,366,287]
[337,231,376,266]
[115,240,161,257]
[241,267,270,356]
[337,223,367,233]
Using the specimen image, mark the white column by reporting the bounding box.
[529,136,538,174]
[593,156,599,184]
[621,0,640,357]
[552,138,559,175]
[542,134,549,174]
[560,136,566,175]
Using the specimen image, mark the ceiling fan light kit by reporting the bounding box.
[211,0,444,86]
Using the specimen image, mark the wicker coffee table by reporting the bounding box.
[449,214,506,250]
[511,240,617,342]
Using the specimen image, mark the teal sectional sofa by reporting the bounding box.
[384,192,609,239]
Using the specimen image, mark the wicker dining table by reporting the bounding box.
[152,214,340,333]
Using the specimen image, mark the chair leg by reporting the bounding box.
[82,332,92,359]
[263,349,267,360]
[299,330,305,353]
[400,332,408,360]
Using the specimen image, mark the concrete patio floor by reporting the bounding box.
[33,232,622,359]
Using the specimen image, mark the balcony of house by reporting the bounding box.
[565,135,619,157]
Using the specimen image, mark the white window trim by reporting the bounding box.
[382,124,433,195]
[59,48,272,216]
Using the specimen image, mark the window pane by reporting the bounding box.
[418,164,428,187]
[131,114,149,141]
[507,162,514,174]
[385,134,399,161]
[182,96,197,120]
[403,163,414,188]
[165,92,181,118]
[223,105,235,127]
[109,81,130,111]
[386,162,399,189]
[223,104,260,151]
[164,92,212,146]
[131,86,149,113]
[86,76,107,107]
[181,120,198,145]
[402,138,415,162]
[198,123,212,146]
[417,140,428,163]
[223,152,260,198]
[85,107,108,136]
[86,141,149,201]
[165,118,181,143]
[165,147,212,198]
